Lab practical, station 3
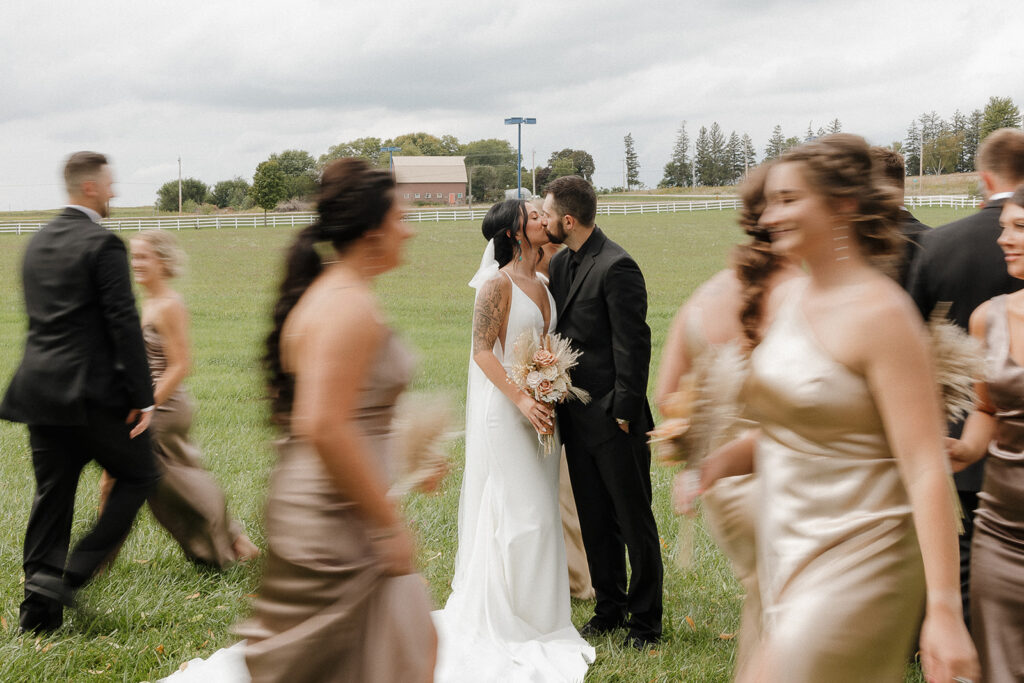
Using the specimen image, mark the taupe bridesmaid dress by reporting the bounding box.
[144,323,243,568]
[236,330,435,683]
[682,307,761,672]
[742,283,926,682]
[971,295,1024,683]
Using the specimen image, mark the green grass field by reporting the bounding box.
[0,207,968,681]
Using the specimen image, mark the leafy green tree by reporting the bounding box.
[156,178,209,212]
[624,133,640,190]
[268,149,318,199]
[980,96,1022,140]
[924,130,963,175]
[210,177,251,209]
[318,137,385,167]
[250,160,287,224]
[659,121,691,188]
[385,132,446,156]
[548,149,596,183]
[440,134,462,155]
[764,125,787,161]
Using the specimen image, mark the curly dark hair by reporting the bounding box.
[779,134,902,273]
[730,161,788,348]
[264,158,396,419]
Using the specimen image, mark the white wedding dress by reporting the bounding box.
[432,249,594,683]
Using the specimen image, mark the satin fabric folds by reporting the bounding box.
[742,284,925,682]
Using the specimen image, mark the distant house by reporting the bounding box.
[393,156,467,205]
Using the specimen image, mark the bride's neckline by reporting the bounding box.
[501,270,552,333]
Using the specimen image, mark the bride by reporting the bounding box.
[432,199,595,682]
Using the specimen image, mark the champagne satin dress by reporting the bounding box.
[144,323,243,568]
[236,331,435,683]
[742,284,926,682]
[971,295,1024,683]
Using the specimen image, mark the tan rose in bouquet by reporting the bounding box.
[506,329,590,455]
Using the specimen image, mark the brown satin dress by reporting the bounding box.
[682,307,761,673]
[971,295,1024,683]
[236,331,435,683]
[743,284,926,682]
[145,323,243,568]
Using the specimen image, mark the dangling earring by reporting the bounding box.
[833,223,849,262]
[517,239,522,261]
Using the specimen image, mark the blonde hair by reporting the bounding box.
[133,230,186,278]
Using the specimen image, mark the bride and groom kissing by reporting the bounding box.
[433,175,663,681]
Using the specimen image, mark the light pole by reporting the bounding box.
[381,146,401,173]
[504,117,536,198]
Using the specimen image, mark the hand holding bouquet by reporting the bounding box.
[388,393,455,499]
[506,330,590,456]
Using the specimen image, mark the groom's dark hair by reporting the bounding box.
[545,175,596,227]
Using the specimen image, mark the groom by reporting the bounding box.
[543,175,662,648]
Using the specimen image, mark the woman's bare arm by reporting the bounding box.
[472,275,552,434]
[947,302,996,471]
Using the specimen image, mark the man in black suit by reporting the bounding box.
[1,152,160,632]
[907,128,1024,625]
[542,175,662,649]
[869,146,929,287]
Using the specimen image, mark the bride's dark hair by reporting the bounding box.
[264,158,395,419]
[481,198,530,267]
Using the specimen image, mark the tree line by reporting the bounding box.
[653,96,1019,189]
[156,133,597,213]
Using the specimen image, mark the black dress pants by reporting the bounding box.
[20,404,159,631]
[563,418,663,639]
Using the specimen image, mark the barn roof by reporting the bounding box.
[392,156,467,184]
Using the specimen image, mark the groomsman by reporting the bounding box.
[907,128,1024,625]
[1,152,160,632]
[869,146,929,286]
[542,176,662,649]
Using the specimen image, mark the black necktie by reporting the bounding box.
[568,257,579,286]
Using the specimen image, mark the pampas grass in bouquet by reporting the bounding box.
[506,329,590,456]
[388,392,456,499]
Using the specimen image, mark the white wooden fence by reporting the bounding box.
[0,195,981,235]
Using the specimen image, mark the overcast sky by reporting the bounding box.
[1,0,1021,211]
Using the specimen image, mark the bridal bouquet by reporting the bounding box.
[507,330,590,456]
[388,393,456,499]
[649,341,748,468]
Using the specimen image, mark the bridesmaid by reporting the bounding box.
[101,230,259,568]
[947,185,1024,683]
[659,162,802,675]
[235,158,436,682]
[698,135,978,682]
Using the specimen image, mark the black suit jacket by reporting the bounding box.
[0,208,153,426]
[897,210,929,288]
[550,227,654,448]
[906,198,1021,490]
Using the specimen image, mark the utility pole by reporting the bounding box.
[177,156,182,214]
[919,128,924,194]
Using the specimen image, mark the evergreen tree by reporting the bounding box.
[827,118,842,134]
[805,122,815,142]
[904,121,922,178]
[726,131,744,185]
[624,133,640,190]
[950,110,969,173]
[764,125,786,161]
[981,96,1022,139]
[659,121,692,188]
[741,133,757,169]
[707,122,727,186]
[962,109,984,172]
[694,126,711,187]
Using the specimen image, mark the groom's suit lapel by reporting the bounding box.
[561,228,607,314]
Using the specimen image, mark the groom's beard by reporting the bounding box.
[544,221,565,245]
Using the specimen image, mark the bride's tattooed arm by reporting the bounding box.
[472,277,509,356]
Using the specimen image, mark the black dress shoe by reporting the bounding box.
[579,616,627,637]
[624,631,661,650]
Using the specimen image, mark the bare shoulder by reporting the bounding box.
[969,299,991,340]
[850,276,927,351]
[762,275,805,323]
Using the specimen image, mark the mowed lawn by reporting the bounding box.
[0,206,967,682]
